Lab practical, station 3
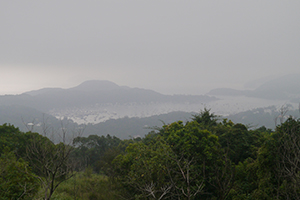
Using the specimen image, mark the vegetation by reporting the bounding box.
[1,109,300,199]
[0,148,39,199]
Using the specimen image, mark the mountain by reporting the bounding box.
[83,111,197,139]
[1,79,299,139]
[19,80,216,107]
[0,103,196,139]
[207,88,248,96]
[24,88,64,96]
[207,74,300,101]
[0,104,72,134]
[0,80,218,126]
[227,105,300,130]
[69,80,129,91]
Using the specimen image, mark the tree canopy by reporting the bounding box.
[1,110,300,199]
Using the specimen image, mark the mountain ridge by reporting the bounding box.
[0,78,298,138]
[207,73,300,101]
[0,80,218,126]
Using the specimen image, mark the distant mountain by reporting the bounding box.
[83,111,197,139]
[0,104,70,134]
[24,88,64,96]
[207,88,248,96]
[0,80,215,111]
[0,104,195,139]
[5,79,298,139]
[69,80,129,91]
[227,105,300,130]
[207,74,300,101]
[243,75,277,89]
[2,79,300,139]
[0,80,218,127]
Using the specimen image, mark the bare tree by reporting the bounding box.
[22,117,35,132]
[274,104,289,127]
[25,121,84,200]
[140,182,172,200]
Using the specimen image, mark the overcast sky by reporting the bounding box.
[0,1,299,95]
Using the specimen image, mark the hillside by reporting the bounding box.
[1,78,299,138]
[0,104,195,139]
[207,74,300,101]
[0,80,217,125]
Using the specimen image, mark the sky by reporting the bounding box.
[0,1,299,95]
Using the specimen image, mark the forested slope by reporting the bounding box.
[1,110,300,199]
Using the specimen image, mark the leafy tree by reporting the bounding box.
[209,147,236,200]
[215,121,264,165]
[162,120,238,199]
[0,147,39,199]
[274,117,300,199]
[72,134,121,172]
[228,158,259,199]
[113,118,230,199]
[0,124,22,155]
[112,135,174,199]
[191,108,218,129]
[254,117,300,199]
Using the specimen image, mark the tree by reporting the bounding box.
[0,147,39,199]
[275,117,300,199]
[161,120,219,198]
[72,134,121,172]
[255,117,300,199]
[228,157,259,199]
[191,108,218,129]
[112,135,174,199]
[209,148,235,200]
[25,124,84,200]
[0,124,23,155]
[112,115,243,199]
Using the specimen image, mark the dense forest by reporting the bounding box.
[1,109,300,199]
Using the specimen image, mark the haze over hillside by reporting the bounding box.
[0,80,217,125]
[207,73,300,101]
[0,74,299,138]
[1,1,299,96]
[1,1,299,141]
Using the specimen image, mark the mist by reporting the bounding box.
[1,1,300,95]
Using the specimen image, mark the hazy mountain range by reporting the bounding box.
[0,74,299,138]
[207,74,300,102]
[0,80,216,124]
[0,80,216,138]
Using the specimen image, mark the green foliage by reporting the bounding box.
[215,122,264,164]
[51,172,120,200]
[0,147,39,199]
[253,117,300,199]
[228,158,259,199]
[163,120,219,160]
[112,135,174,199]
[192,108,218,128]
[72,134,121,172]
[109,110,285,199]
[0,124,22,155]
[2,109,300,199]
[113,115,230,199]
[255,131,280,199]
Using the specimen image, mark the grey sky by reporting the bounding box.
[1,1,299,95]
